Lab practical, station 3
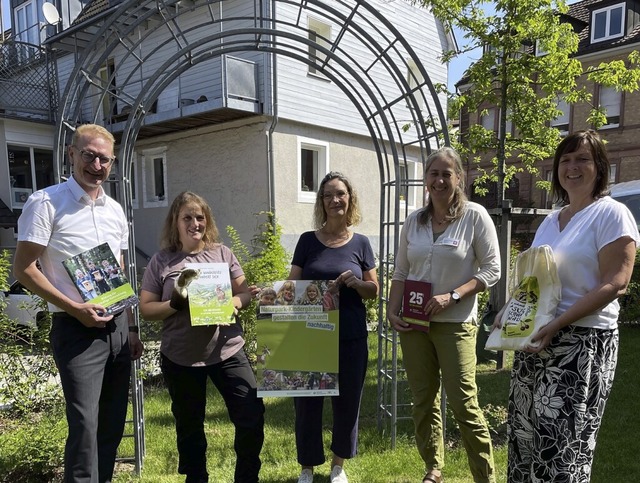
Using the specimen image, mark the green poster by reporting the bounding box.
[256,280,339,398]
[185,263,235,326]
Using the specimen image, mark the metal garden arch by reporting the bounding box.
[50,0,449,472]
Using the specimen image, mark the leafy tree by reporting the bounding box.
[423,0,640,201]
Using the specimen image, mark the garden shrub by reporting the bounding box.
[0,409,66,481]
[619,249,640,323]
[227,212,290,364]
[0,250,61,416]
[0,250,65,480]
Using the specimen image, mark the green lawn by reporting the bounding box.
[109,324,640,482]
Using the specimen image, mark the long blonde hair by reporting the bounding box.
[418,147,467,226]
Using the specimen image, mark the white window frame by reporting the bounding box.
[95,59,117,124]
[7,144,54,209]
[591,3,625,43]
[535,40,548,57]
[308,17,331,78]
[13,0,46,60]
[551,98,570,136]
[297,137,330,203]
[609,164,617,185]
[599,86,621,129]
[141,147,168,208]
[398,159,420,210]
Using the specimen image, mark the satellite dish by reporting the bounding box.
[42,2,61,25]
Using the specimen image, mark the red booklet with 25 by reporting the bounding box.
[402,280,432,332]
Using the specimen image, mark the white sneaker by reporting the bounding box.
[330,465,348,483]
[297,468,314,483]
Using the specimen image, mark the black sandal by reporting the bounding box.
[422,472,443,483]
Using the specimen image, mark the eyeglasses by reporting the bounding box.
[321,191,348,201]
[73,146,115,165]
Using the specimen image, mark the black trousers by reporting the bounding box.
[294,337,368,466]
[50,312,131,483]
[161,349,265,483]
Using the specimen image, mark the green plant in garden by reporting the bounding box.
[0,250,65,480]
[0,410,66,481]
[0,250,61,416]
[618,249,640,323]
[227,212,290,364]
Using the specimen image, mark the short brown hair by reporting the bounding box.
[160,191,220,251]
[551,130,610,205]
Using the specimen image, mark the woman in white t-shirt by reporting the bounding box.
[498,130,640,482]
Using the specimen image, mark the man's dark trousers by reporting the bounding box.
[51,312,131,483]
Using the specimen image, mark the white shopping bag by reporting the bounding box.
[485,245,561,351]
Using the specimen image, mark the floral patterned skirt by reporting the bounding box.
[507,325,619,483]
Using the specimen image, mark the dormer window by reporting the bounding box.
[591,3,625,43]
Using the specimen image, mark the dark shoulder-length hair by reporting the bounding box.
[313,171,362,229]
[418,146,468,225]
[160,191,220,251]
[551,130,610,205]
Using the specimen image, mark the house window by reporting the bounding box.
[498,108,513,138]
[7,144,54,209]
[551,98,570,136]
[298,137,330,203]
[609,164,617,185]
[13,0,46,60]
[398,159,419,208]
[141,147,168,207]
[599,86,621,129]
[485,45,504,65]
[591,3,625,43]
[308,17,331,76]
[481,108,496,133]
[406,60,424,111]
[544,169,554,208]
[470,178,519,209]
[97,59,117,123]
[535,40,548,57]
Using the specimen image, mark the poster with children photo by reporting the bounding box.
[256,280,339,397]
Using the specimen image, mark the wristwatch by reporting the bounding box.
[449,290,461,304]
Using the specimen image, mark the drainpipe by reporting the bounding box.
[266,0,278,215]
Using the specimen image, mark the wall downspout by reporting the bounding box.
[266,0,278,215]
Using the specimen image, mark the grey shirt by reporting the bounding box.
[141,244,245,366]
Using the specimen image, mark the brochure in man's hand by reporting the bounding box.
[402,280,432,332]
[184,263,236,326]
[62,242,138,314]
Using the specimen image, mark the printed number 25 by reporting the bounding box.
[409,291,423,305]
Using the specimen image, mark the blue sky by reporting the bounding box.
[448,25,482,92]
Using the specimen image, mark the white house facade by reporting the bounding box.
[0,0,453,266]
